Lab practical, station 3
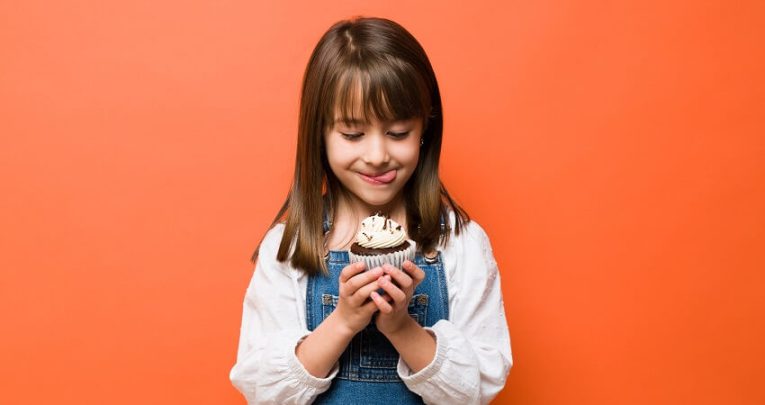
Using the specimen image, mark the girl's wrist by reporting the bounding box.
[382,315,419,341]
[383,317,436,373]
[326,310,360,340]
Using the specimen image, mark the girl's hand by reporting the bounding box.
[370,260,426,336]
[332,262,383,335]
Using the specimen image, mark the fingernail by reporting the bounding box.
[378,276,387,286]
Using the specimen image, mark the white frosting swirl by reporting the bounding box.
[355,214,408,248]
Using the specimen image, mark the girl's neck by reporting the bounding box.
[338,192,407,224]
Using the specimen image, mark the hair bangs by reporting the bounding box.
[328,59,431,127]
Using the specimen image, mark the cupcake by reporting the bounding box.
[348,213,416,270]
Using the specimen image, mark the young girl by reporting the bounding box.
[230,17,512,404]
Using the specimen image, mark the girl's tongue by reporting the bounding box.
[364,170,396,183]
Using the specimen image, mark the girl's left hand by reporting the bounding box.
[370,260,426,336]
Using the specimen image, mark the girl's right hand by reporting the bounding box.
[332,262,383,335]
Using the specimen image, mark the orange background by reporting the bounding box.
[1,0,763,404]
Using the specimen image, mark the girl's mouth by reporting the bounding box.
[359,170,397,185]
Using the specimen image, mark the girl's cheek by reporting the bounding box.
[391,142,420,161]
[325,136,357,162]
[335,144,362,164]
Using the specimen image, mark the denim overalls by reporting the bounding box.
[305,215,449,404]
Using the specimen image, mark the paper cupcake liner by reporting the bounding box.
[348,241,416,270]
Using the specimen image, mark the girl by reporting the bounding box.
[230,17,512,405]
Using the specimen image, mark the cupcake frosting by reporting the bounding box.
[355,214,408,249]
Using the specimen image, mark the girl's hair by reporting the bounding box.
[253,16,469,275]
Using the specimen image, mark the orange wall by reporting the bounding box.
[1,1,763,404]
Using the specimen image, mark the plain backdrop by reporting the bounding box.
[1,0,763,404]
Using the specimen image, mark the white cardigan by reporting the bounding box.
[230,218,512,405]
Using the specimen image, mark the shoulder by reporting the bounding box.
[444,211,494,254]
[260,223,287,254]
[441,214,499,282]
[254,223,294,277]
[244,224,300,304]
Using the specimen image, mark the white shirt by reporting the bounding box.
[229,218,512,405]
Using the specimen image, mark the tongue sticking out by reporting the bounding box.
[368,170,396,183]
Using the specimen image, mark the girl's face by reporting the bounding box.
[325,115,423,213]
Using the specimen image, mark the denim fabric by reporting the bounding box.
[306,232,449,404]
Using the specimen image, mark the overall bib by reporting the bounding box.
[305,216,449,404]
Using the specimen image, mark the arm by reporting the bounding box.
[229,225,336,405]
[395,221,513,405]
[230,226,387,404]
[384,315,436,373]
[296,263,384,377]
[370,262,436,373]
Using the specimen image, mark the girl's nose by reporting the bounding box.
[361,136,390,165]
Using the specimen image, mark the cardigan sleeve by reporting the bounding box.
[229,225,338,404]
[396,220,513,405]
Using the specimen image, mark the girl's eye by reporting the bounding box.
[340,132,363,141]
[387,131,410,139]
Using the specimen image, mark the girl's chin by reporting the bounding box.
[346,192,403,211]
[358,198,397,209]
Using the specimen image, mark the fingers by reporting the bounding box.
[361,298,381,316]
[343,266,383,296]
[341,261,425,311]
[377,275,407,306]
[349,276,386,306]
[402,260,426,284]
[383,261,424,290]
[340,267,383,305]
[339,261,367,284]
[370,291,393,314]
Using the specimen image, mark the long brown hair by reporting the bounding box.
[253,16,469,275]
